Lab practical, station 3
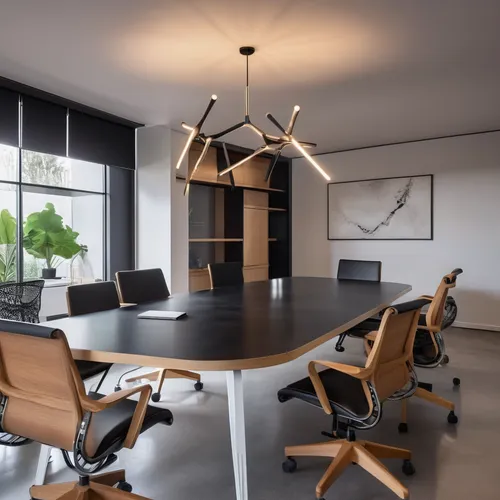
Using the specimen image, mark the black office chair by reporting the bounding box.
[0,319,173,500]
[0,280,44,323]
[208,262,244,289]
[66,281,120,392]
[334,260,382,353]
[115,268,203,400]
[115,268,170,304]
[278,299,427,500]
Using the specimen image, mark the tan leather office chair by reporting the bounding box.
[278,299,428,500]
[0,319,173,500]
[362,269,463,429]
[115,268,203,402]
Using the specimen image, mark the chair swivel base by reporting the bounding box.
[125,368,203,402]
[30,470,150,500]
[283,439,414,499]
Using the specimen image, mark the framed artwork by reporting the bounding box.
[327,174,433,240]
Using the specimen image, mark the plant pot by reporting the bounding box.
[42,268,57,279]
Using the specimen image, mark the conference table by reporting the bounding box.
[43,277,411,500]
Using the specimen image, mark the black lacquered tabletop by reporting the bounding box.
[43,277,410,370]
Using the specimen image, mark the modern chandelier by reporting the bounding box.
[176,46,331,194]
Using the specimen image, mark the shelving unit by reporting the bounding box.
[188,142,291,292]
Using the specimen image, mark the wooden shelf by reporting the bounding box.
[244,205,288,212]
[176,175,285,193]
[189,238,243,243]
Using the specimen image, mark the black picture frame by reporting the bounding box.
[327,174,434,241]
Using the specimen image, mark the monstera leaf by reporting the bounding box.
[23,203,83,269]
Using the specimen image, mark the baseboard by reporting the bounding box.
[453,321,500,332]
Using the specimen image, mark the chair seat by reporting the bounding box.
[75,360,113,380]
[347,313,428,339]
[278,368,370,419]
[85,392,173,458]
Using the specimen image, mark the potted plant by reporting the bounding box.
[23,203,84,279]
[0,209,16,282]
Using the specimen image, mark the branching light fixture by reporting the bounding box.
[177,46,331,194]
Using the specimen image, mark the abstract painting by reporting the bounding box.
[327,175,433,240]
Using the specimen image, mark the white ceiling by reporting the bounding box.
[0,0,499,154]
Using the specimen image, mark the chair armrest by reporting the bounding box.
[418,295,434,301]
[82,384,153,450]
[307,360,371,415]
[82,385,151,412]
[364,330,379,341]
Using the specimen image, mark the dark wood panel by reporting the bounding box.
[43,278,410,370]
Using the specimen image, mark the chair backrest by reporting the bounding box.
[116,268,170,304]
[0,280,44,323]
[366,299,428,401]
[0,320,86,451]
[208,262,244,289]
[337,260,382,282]
[67,281,120,316]
[426,268,463,329]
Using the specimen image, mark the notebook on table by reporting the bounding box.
[137,310,187,320]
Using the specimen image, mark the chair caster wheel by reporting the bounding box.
[116,480,133,493]
[398,423,408,433]
[447,411,458,424]
[114,385,121,392]
[441,355,450,365]
[335,345,345,353]
[194,381,204,391]
[282,457,297,473]
[402,459,415,476]
[453,377,461,387]
[151,393,161,403]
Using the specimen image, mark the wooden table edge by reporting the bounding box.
[69,285,412,372]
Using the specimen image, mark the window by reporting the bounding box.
[0,146,105,283]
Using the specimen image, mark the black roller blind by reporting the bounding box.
[69,110,136,169]
[22,96,67,156]
[0,88,19,147]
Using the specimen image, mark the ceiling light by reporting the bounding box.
[178,47,330,193]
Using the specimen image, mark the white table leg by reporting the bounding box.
[226,370,248,500]
[34,444,52,485]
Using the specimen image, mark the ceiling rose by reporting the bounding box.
[176,47,331,194]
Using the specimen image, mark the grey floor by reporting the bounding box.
[1,327,499,500]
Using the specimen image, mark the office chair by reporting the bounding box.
[0,280,44,447]
[0,319,173,500]
[334,260,382,353]
[0,280,44,323]
[66,281,120,393]
[361,269,463,430]
[115,268,203,401]
[277,299,427,500]
[208,262,244,289]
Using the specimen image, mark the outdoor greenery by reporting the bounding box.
[0,203,85,282]
[0,209,16,282]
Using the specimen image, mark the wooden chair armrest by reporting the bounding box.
[81,384,153,450]
[364,330,379,341]
[82,385,152,412]
[307,360,371,415]
[416,324,441,333]
[418,295,434,301]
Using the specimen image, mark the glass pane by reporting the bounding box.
[0,144,19,182]
[22,187,104,282]
[0,183,18,283]
[21,149,104,192]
